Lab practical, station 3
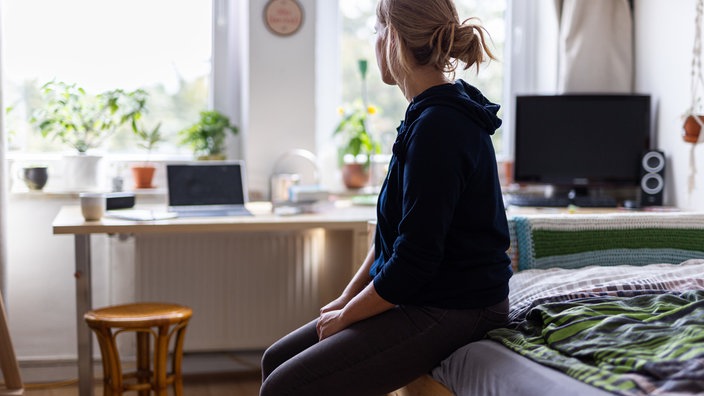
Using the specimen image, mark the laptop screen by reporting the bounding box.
[167,162,246,207]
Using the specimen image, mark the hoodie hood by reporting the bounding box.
[406,79,502,134]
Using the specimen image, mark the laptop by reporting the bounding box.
[166,161,253,217]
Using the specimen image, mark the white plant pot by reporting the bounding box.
[63,154,102,191]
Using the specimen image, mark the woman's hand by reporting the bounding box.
[317,295,353,340]
[316,309,349,340]
[316,284,395,341]
[320,295,350,315]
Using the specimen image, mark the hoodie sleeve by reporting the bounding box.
[372,106,483,303]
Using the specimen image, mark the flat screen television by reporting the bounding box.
[513,94,651,197]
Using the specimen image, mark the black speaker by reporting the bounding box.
[639,150,665,206]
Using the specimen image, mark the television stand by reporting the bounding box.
[506,189,618,208]
[567,187,588,200]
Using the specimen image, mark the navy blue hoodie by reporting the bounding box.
[370,80,512,309]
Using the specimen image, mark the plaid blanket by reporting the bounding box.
[489,288,704,395]
[507,260,704,325]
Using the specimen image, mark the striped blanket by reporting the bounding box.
[489,291,704,395]
[488,260,704,395]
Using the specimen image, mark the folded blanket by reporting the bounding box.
[509,213,704,271]
[489,291,704,395]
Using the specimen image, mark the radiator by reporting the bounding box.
[134,230,325,351]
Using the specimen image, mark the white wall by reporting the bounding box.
[635,0,704,210]
[6,194,111,360]
[242,0,342,196]
[244,0,318,198]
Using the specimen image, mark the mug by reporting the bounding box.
[21,166,49,190]
[79,192,106,221]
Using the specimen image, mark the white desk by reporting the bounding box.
[52,201,375,396]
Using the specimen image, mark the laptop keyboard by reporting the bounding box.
[173,206,252,217]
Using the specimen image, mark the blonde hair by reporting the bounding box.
[376,0,496,81]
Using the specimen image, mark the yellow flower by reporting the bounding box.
[367,105,377,115]
[337,107,346,116]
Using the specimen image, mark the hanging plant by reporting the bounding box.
[684,0,704,196]
[683,113,704,143]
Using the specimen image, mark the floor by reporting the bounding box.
[2,351,263,396]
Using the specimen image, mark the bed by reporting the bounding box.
[402,212,704,396]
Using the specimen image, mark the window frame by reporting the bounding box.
[334,0,512,161]
[1,0,245,193]
[1,0,237,162]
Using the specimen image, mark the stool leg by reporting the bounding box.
[136,331,151,396]
[92,327,123,396]
[171,320,190,396]
[153,324,170,396]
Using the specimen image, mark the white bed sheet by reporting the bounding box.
[432,339,612,396]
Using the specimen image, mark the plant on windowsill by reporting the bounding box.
[178,110,239,160]
[31,81,147,154]
[30,81,147,190]
[130,118,163,189]
[333,59,381,189]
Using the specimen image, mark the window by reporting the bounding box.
[1,0,213,156]
[339,0,507,155]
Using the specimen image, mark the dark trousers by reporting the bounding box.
[260,299,508,396]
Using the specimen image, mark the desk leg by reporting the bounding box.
[74,235,94,396]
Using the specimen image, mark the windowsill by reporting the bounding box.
[7,153,191,198]
[5,151,193,162]
[10,187,168,198]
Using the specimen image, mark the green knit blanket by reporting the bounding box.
[489,291,704,395]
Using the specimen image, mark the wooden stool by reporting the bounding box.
[389,374,454,396]
[84,302,192,396]
[0,292,22,395]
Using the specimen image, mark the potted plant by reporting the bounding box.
[30,81,147,190]
[333,59,381,189]
[32,81,147,153]
[683,112,703,143]
[178,110,238,160]
[130,118,163,189]
[334,104,381,188]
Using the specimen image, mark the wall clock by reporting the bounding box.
[264,0,304,37]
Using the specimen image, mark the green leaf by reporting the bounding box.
[31,80,148,153]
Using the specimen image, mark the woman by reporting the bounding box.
[260,0,511,394]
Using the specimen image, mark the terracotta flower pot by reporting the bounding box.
[342,163,370,189]
[683,114,704,143]
[132,165,156,189]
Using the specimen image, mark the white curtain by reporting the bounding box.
[0,6,6,299]
[557,0,634,93]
